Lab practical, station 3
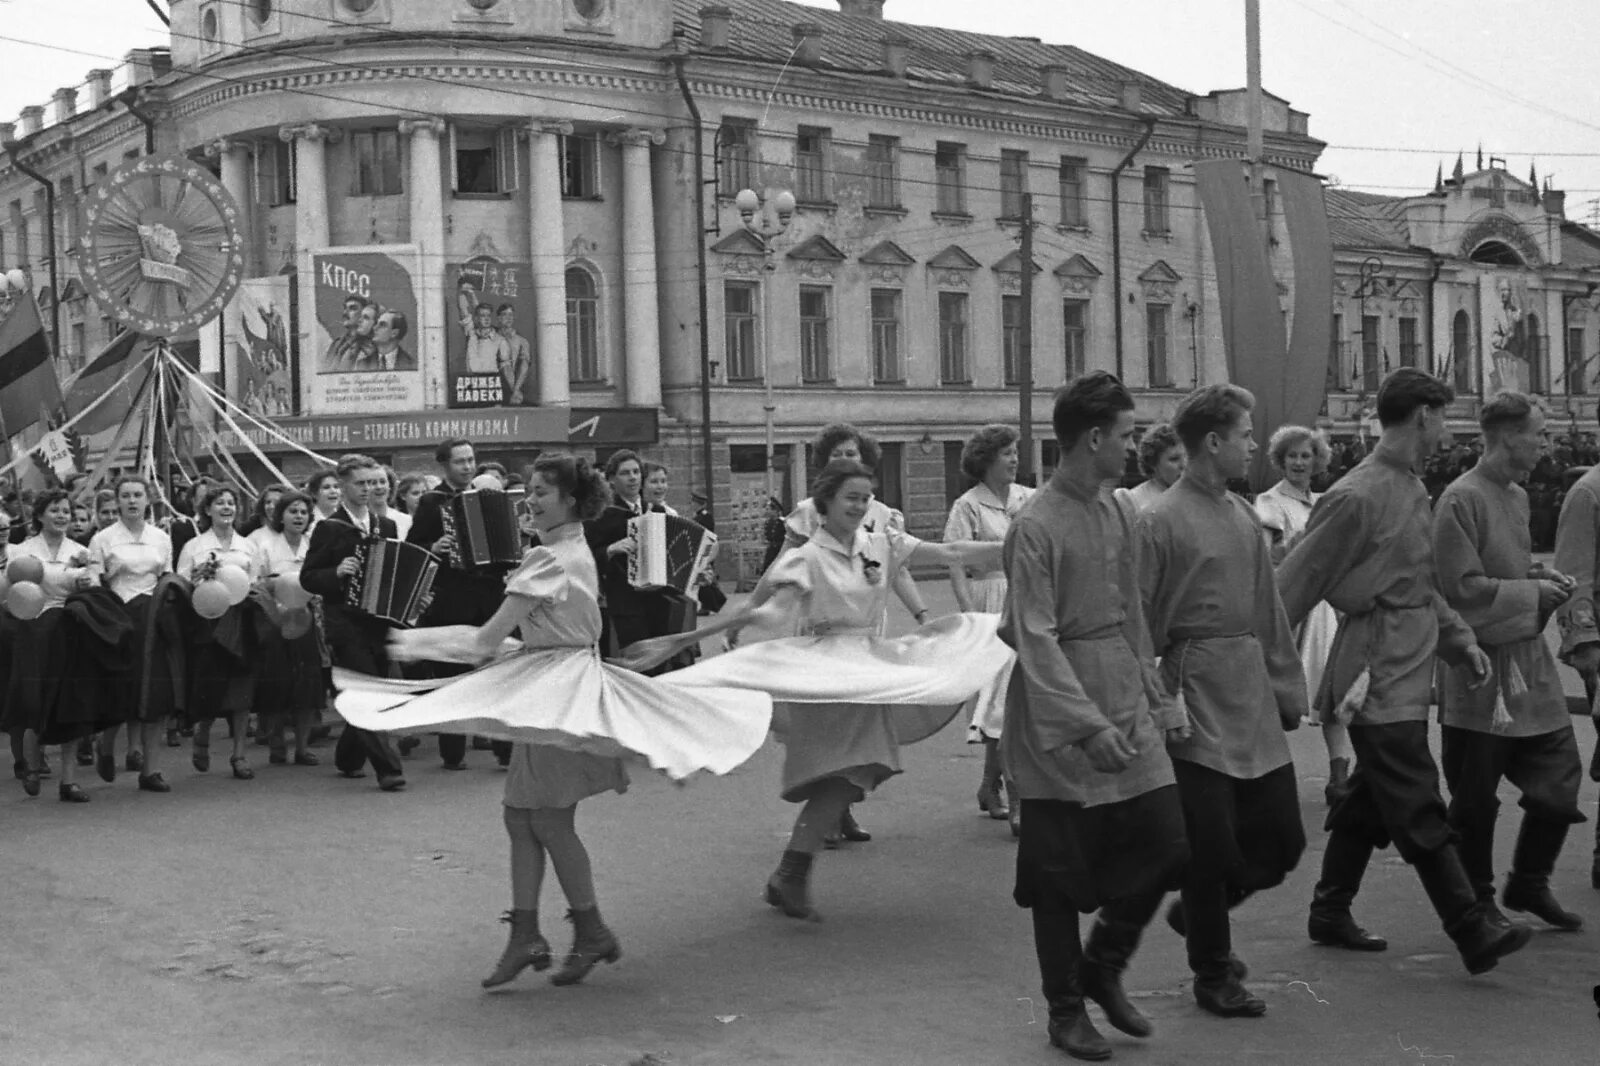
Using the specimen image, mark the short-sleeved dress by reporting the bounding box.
[1254,480,1338,720]
[0,534,91,743]
[334,521,773,791]
[944,483,1034,740]
[178,529,268,720]
[88,520,179,723]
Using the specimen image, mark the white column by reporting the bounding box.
[280,123,335,414]
[528,121,572,407]
[399,117,448,408]
[207,138,251,379]
[614,128,665,408]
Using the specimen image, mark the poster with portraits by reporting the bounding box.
[226,276,296,418]
[311,246,423,415]
[1478,271,1534,396]
[445,257,535,408]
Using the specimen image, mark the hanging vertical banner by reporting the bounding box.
[227,276,296,418]
[444,257,536,409]
[311,246,423,415]
[1478,271,1532,395]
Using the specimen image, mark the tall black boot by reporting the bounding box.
[1453,806,1511,928]
[1503,817,1584,931]
[1307,829,1388,950]
[1033,909,1109,1062]
[1413,846,1531,975]
[1081,915,1153,1037]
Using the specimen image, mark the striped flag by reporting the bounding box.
[0,289,63,437]
[64,328,145,436]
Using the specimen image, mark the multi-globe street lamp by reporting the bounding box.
[733,186,797,504]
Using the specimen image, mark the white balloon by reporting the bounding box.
[3,269,25,292]
[214,564,251,606]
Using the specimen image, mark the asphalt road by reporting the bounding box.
[4,581,1599,1066]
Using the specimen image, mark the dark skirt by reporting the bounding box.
[255,622,325,722]
[1014,786,1190,914]
[122,592,186,724]
[187,600,262,722]
[0,610,67,740]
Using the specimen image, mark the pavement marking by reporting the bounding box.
[1287,980,1329,1004]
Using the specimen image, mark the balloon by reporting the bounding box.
[6,581,46,620]
[279,606,312,640]
[6,555,44,585]
[471,473,504,491]
[191,580,231,620]
[273,574,312,610]
[214,564,251,606]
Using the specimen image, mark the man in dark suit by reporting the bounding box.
[406,437,512,769]
[300,453,407,792]
[349,309,417,373]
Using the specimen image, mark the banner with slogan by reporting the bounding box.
[1478,271,1533,396]
[227,276,296,418]
[310,246,423,415]
[445,257,536,408]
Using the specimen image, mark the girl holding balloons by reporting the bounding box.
[88,475,176,793]
[177,484,267,781]
[254,491,323,766]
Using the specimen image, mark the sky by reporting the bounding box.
[0,0,1596,224]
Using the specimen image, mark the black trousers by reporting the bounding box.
[1172,760,1306,980]
[324,609,403,780]
[1327,720,1455,860]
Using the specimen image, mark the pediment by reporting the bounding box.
[859,240,915,266]
[1138,260,1182,284]
[786,235,847,262]
[992,250,1043,274]
[926,244,981,271]
[710,229,766,256]
[1053,253,1102,279]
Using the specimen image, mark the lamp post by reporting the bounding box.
[0,267,28,322]
[734,186,797,504]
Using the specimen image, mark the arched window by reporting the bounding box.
[566,267,601,383]
[1526,312,1543,394]
[1451,310,1473,394]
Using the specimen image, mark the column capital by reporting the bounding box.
[205,138,250,159]
[525,120,574,140]
[611,127,666,149]
[278,122,340,145]
[397,117,448,138]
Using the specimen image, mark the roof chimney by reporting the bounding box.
[966,50,996,90]
[882,33,909,78]
[792,22,823,66]
[1119,79,1142,112]
[87,69,114,109]
[1041,65,1070,101]
[126,48,160,87]
[837,0,884,17]
[699,5,731,50]
[51,87,78,126]
[19,106,44,137]
[1543,187,1566,218]
[0,122,16,146]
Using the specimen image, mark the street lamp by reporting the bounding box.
[0,267,29,321]
[735,186,797,504]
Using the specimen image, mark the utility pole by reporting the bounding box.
[1018,193,1035,486]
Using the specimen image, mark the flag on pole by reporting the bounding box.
[64,329,145,436]
[0,287,63,437]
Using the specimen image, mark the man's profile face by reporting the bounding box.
[497,308,516,332]
[342,298,363,330]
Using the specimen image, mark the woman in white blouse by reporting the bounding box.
[177,484,267,781]
[5,490,95,801]
[372,465,412,541]
[305,469,342,531]
[254,491,323,767]
[88,475,175,793]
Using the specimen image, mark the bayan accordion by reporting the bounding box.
[627,512,718,596]
[346,538,440,627]
[450,487,525,568]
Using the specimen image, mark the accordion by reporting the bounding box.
[346,538,440,627]
[450,487,525,568]
[627,512,718,596]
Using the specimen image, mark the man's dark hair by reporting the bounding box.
[1052,371,1135,450]
[475,302,494,315]
[604,449,641,480]
[1376,367,1454,428]
[1480,391,1537,437]
[1172,384,1255,453]
[434,437,472,465]
[378,309,408,341]
[496,304,514,316]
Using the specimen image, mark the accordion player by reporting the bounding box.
[346,538,441,627]
[626,512,718,596]
[449,487,526,568]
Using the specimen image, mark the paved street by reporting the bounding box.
[4,580,1599,1066]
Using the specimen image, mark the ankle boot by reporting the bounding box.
[1047,1003,1111,1062]
[838,805,871,842]
[1415,846,1531,975]
[550,906,621,986]
[1503,818,1584,931]
[1308,830,1388,950]
[765,849,820,921]
[1081,917,1152,1038]
[977,738,1010,819]
[1324,757,1352,808]
[481,909,552,988]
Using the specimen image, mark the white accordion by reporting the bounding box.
[627,512,717,595]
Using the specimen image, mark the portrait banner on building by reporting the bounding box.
[311,246,423,415]
[445,257,535,409]
[1478,271,1532,395]
[227,276,295,419]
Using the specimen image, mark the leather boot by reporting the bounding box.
[1165,897,1251,977]
[1324,757,1352,808]
[1453,806,1512,929]
[1503,818,1584,931]
[481,909,552,988]
[550,906,621,986]
[1081,917,1152,1038]
[1033,910,1110,1062]
[765,849,820,921]
[977,737,1010,819]
[1307,830,1388,951]
[1194,973,1266,1018]
[838,805,871,842]
[1415,846,1531,975]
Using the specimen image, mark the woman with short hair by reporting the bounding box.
[1115,423,1185,512]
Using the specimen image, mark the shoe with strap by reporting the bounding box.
[481,909,552,988]
[550,906,621,987]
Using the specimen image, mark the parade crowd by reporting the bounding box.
[7,368,1600,1062]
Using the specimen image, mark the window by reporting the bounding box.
[566,267,601,383]
[723,281,759,381]
[350,129,402,196]
[1146,303,1171,386]
[1569,327,1587,396]
[1142,166,1170,234]
[876,442,904,512]
[935,142,966,214]
[9,200,28,270]
[1063,299,1087,379]
[91,162,109,187]
[59,178,78,248]
[795,126,829,203]
[1059,156,1087,228]
[1451,310,1473,394]
[865,134,899,208]
[1002,294,1024,385]
[124,148,141,161]
[799,286,832,382]
[1360,314,1381,393]
[1527,313,1544,394]
[70,322,85,368]
[1000,150,1028,219]
[559,134,600,199]
[453,126,518,195]
[1330,312,1346,388]
[1398,316,1419,368]
[870,289,902,383]
[258,139,295,206]
[718,118,756,194]
[101,315,117,345]
[938,292,969,384]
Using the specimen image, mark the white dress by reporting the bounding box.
[1254,480,1338,720]
[334,521,772,785]
[944,482,1034,740]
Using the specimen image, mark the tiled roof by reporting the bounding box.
[673,0,1194,117]
[1562,221,1600,270]
[1323,188,1416,252]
